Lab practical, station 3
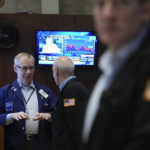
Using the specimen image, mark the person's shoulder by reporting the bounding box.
[70,78,87,87]
[33,81,56,96]
[132,29,150,71]
[34,82,57,100]
[140,28,150,56]
[66,78,89,93]
[34,81,50,90]
[0,82,14,90]
[0,82,15,97]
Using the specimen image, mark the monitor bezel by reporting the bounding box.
[35,30,98,68]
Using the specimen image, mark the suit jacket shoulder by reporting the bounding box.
[61,78,89,98]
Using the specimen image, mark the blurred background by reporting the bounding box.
[0,0,92,15]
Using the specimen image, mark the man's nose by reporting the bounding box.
[26,68,31,73]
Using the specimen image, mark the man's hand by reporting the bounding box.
[33,113,51,121]
[11,112,29,121]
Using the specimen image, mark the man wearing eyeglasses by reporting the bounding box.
[0,52,58,150]
[82,0,150,150]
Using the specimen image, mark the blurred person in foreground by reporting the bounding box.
[52,56,89,150]
[82,0,150,150]
[0,52,57,150]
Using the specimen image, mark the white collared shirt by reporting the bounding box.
[20,82,39,134]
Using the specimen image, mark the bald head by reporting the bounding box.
[53,56,75,78]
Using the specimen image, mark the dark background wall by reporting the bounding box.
[0,14,102,95]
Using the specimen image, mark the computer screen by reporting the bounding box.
[36,31,98,66]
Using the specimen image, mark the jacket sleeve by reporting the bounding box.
[63,83,89,148]
[0,87,7,126]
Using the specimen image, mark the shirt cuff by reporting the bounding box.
[5,114,14,125]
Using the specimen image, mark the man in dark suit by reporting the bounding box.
[52,56,89,150]
[82,0,150,150]
[0,52,57,150]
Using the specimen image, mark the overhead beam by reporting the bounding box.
[41,0,59,14]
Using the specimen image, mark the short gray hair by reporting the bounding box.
[53,56,75,77]
[14,52,34,65]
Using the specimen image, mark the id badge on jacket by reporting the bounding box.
[5,102,13,112]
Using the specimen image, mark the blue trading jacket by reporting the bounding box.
[0,80,58,150]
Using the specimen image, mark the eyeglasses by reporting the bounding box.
[16,65,34,72]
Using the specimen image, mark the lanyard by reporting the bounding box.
[23,88,35,105]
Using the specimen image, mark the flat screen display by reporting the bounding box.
[36,31,98,66]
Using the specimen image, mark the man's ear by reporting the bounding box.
[56,68,60,77]
[142,0,150,23]
[13,65,17,73]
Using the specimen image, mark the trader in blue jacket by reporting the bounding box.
[0,52,58,150]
